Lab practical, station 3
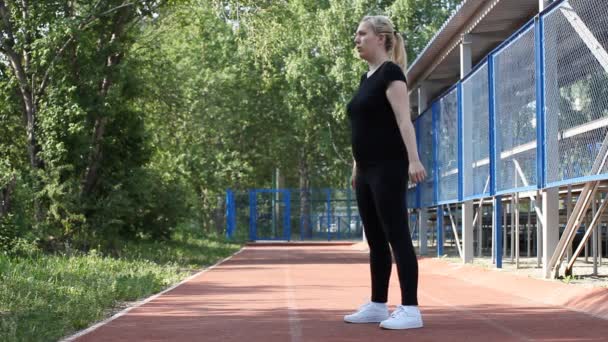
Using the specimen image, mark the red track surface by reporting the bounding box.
[70,244,608,342]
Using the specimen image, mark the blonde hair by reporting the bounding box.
[361,15,407,72]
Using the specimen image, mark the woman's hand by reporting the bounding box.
[409,160,427,184]
[351,166,357,189]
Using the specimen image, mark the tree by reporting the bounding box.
[0,0,462,250]
[0,1,169,246]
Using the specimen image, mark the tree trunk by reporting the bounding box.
[0,1,45,223]
[82,8,129,195]
[82,115,108,194]
[299,150,312,238]
[215,195,226,235]
[0,176,16,216]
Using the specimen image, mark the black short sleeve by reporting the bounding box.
[346,61,409,164]
[382,62,407,89]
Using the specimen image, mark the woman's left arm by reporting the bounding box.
[386,80,427,183]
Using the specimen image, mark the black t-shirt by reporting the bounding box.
[347,61,408,165]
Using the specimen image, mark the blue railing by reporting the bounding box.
[226,188,366,241]
[410,0,608,208]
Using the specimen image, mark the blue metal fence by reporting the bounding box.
[225,189,236,239]
[461,61,490,200]
[419,107,435,207]
[543,0,608,187]
[406,0,608,208]
[436,85,460,204]
[248,189,291,241]
[226,188,369,241]
[225,0,608,250]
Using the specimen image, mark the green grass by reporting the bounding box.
[0,234,242,342]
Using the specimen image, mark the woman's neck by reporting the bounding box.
[367,54,390,75]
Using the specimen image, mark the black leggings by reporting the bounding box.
[355,160,418,306]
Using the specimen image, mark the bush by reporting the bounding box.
[0,215,18,253]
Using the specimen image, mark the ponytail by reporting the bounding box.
[392,32,407,73]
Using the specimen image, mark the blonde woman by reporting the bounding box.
[344,15,426,330]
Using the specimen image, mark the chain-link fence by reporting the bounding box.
[543,0,608,187]
[407,0,608,206]
[226,0,608,277]
[436,85,460,203]
[462,62,491,200]
[226,188,366,241]
[418,107,435,207]
[493,23,538,194]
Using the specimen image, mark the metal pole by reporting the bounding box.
[567,185,573,262]
[494,196,503,268]
[511,197,515,261]
[492,201,496,264]
[326,189,331,241]
[477,203,483,257]
[585,212,590,263]
[437,206,444,257]
[504,200,508,258]
[527,198,532,257]
[593,194,598,275]
[600,218,604,266]
[536,190,542,268]
[420,209,429,255]
[516,191,520,269]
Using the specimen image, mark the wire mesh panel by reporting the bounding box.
[407,185,418,209]
[288,189,362,241]
[408,210,418,239]
[251,190,290,240]
[225,190,236,239]
[436,86,459,203]
[323,189,362,240]
[418,107,435,207]
[229,190,251,241]
[462,63,491,199]
[493,24,538,194]
[543,0,608,186]
[289,188,323,240]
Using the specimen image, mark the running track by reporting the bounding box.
[65,244,608,341]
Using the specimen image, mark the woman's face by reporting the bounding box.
[354,21,383,61]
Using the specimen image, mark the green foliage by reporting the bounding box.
[0,233,241,342]
[0,1,461,339]
[0,0,462,251]
[0,2,461,337]
[0,215,18,252]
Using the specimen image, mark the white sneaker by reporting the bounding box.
[344,302,389,323]
[379,305,424,330]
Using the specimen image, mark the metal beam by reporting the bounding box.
[469,32,513,44]
[560,2,608,74]
[548,129,608,278]
[565,192,608,274]
[446,204,464,258]
[441,116,608,178]
[410,0,502,89]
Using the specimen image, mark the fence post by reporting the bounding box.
[249,190,256,241]
[494,196,503,268]
[326,188,332,241]
[225,189,235,239]
[347,186,352,237]
[437,206,444,257]
[284,190,291,241]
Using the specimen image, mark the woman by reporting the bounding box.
[344,15,427,330]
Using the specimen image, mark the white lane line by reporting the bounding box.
[420,290,533,342]
[285,248,302,342]
[60,247,246,342]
